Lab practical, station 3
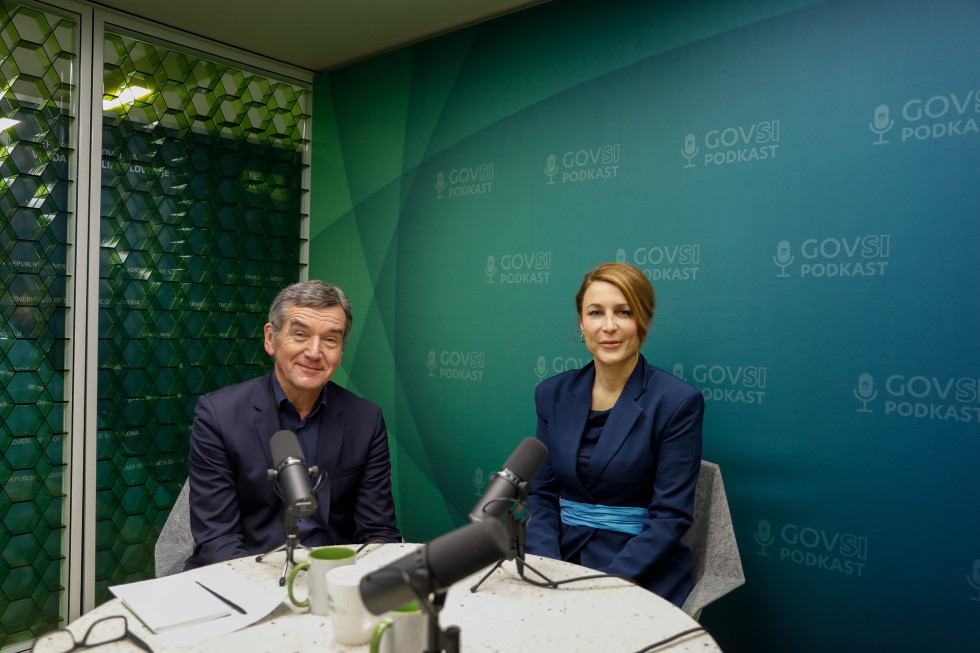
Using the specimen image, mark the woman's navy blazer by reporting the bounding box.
[525,354,704,607]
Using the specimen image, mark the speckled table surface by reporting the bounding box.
[57,544,721,652]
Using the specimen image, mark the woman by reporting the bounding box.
[525,262,704,607]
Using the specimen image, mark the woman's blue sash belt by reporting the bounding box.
[559,498,647,535]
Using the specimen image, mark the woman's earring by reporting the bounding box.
[580,332,585,343]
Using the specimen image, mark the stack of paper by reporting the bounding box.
[109,564,282,644]
[110,574,232,633]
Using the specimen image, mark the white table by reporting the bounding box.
[52,544,721,652]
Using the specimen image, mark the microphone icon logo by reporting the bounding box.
[968,559,980,601]
[681,133,699,168]
[426,350,437,376]
[869,104,894,145]
[773,240,794,277]
[755,519,774,556]
[672,363,685,381]
[435,171,446,198]
[473,468,486,496]
[544,154,558,184]
[485,255,497,283]
[615,248,627,264]
[534,355,548,383]
[854,372,877,413]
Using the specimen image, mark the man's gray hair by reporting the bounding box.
[267,280,353,345]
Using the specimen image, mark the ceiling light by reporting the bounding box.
[103,86,152,110]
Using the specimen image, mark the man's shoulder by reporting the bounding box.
[326,381,382,414]
[201,372,270,405]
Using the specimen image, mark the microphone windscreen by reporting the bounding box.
[501,438,549,481]
[270,429,305,465]
[426,520,509,590]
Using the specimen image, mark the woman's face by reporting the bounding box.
[579,280,641,370]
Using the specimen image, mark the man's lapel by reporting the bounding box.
[252,371,282,469]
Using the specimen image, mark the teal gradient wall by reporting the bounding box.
[309,1,980,650]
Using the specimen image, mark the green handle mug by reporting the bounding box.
[370,601,425,653]
[286,546,356,616]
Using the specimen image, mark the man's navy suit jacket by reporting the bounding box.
[525,355,703,607]
[185,371,400,568]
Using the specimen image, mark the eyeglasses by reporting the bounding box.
[33,615,153,652]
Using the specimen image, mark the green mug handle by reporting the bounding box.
[370,618,393,653]
[287,561,311,607]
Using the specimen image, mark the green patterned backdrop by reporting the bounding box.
[94,30,309,602]
[311,0,980,652]
[0,2,74,648]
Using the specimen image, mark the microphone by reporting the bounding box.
[773,240,794,277]
[682,133,698,157]
[853,373,877,413]
[855,373,875,400]
[544,154,558,181]
[773,240,793,266]
[870,104,893,133]
[755,519,774,555]
[681,133,699,167]
[469,438,549,522]
[485,255,497,276]
[869,104,893,144]
[359,520,509,615]
[969,559,980,600]
[534,356,548,382]
[269,430,317,518]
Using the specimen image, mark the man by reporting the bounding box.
[184,280,400,569]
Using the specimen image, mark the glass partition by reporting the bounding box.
[2,4,311,643]
[94,28,310,601]
[0,0,77,648]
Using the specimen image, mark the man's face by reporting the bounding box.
[264,303,346,406]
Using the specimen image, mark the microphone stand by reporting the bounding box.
[256,511,303,586]
[256,467,325,586]
[402,576,459,653]
[379,568,461,653]
[468,509,565,593]
[423,590,460,653]
[469,500,529,593]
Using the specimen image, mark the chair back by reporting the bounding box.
[154,482,194,577]
[680,460,745,617]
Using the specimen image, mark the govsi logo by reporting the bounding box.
[853,372,980,423]
[773,235,890,279]
[544,144,620,184]
[435,163,494,198]
[869,88,980,145]
[681,120,780,168]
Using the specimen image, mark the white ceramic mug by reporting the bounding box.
[370,601,427,653]
[327,564,379,645]
[287,546,356,616]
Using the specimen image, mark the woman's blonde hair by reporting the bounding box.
[575,263,655,343]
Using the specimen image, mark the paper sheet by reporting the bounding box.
[110,564,283,645]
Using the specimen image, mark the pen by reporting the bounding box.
[195,581,247,615]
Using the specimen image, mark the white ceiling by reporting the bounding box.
[92,0,548,75]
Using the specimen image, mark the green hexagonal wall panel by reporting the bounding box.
[92,29,307,605]
[2,6,308,640]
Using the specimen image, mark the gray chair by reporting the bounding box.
[154,482,194,577]
[680,460,745,618]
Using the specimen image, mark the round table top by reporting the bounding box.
[48,543,721,652]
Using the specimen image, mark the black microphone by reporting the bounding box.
[359,520,509,615]
[469,438,548,522]
[269,430,317,518]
